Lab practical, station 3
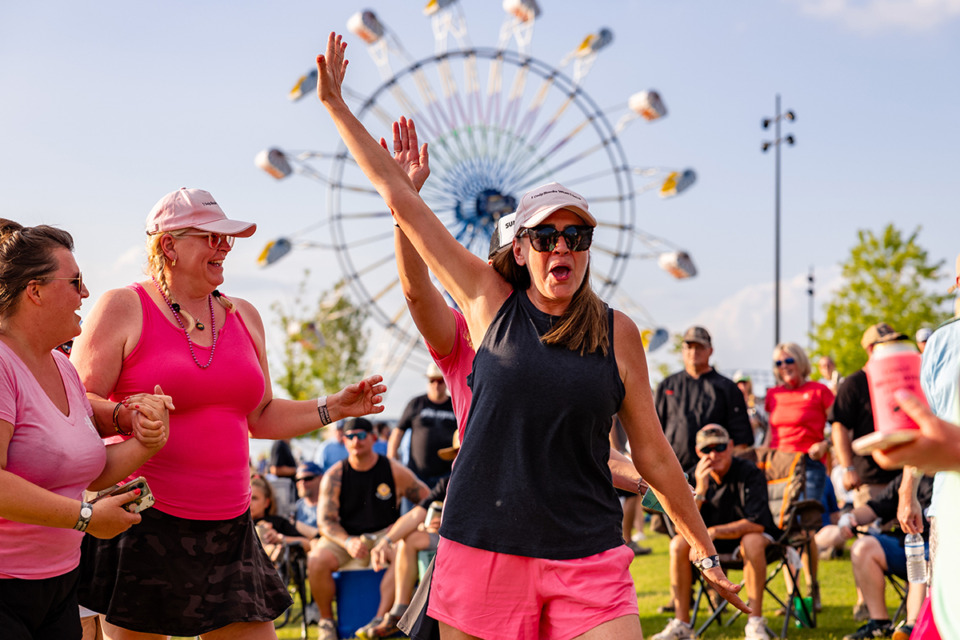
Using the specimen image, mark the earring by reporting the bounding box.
[171,259,177,267]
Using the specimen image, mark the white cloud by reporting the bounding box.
[790,0,960,33]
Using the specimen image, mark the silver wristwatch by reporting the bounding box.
[694,554,720,571]
[74,501,93,532]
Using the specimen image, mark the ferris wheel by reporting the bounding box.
[256,0,697,381]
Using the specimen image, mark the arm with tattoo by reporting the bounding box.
[390,460,431,506]
[318,462,349,547]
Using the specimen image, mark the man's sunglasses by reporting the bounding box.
[517,225,594,252]
[36,273,83,293]
[296,475,318,482]
[343,430,369,441]
[699,442,728,455]
[774,357,796,367]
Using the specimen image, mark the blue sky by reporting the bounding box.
[2,0,958,415]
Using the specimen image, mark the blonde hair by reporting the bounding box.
[772,342,811,384]
[145,231,236,329]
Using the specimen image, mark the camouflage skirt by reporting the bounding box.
[78,507,292,636]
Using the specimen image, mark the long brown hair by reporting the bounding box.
[0,219,74,318]
[492,250,609,356]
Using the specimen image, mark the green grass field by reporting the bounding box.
[252,531,900,640]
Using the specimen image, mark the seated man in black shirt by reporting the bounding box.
[307,417,430,640]
[653,425,779,640]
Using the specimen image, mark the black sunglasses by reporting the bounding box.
[343,430,369,441]
[518,225,594,252]
[699,442,729,455]
[774,357,796,367]
[296,475,318,482]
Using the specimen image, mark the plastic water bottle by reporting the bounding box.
[904,533,926,584]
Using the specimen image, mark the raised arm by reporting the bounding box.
[385,119,458,356]
[316,33,511,339]
[612,311,749,615]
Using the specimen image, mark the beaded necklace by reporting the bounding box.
[151,277,218,369]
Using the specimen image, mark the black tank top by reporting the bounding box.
[440,290,625,559]
[339,455,399,535]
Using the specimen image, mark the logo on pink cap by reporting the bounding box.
[146,188,257,238]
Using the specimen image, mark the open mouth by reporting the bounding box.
[550,265,571,281]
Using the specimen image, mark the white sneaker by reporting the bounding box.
[745,616,771,640]
[652,618,694,640]
[304,602,320,625]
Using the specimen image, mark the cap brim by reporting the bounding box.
[192,219,257,238]
[437,445,459,461]
[521,204,596,228]
[697,438,730,449]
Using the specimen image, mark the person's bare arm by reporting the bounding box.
[832,421,861,490]
[608,448,645,494]
[708,519,764,540]
[390,459,431,506]
[316,33,511,343]
[613,311,749,614]
[235,297,386,439]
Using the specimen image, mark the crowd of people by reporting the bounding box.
[2,27,959,640]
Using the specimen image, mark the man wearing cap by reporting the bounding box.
[654,425,778,640]
[312,421,349,473]
[655,326,753,475]
[734,370,768,448]
[310,417,430,640]
[293,461,324,542]
[388,362,458,487]
[830,323,904,508]
[915,327,932,354]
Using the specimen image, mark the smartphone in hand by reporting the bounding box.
[91,476,155,513]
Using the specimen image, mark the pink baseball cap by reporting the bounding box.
[514,181,596,229]
[145,188,257,237]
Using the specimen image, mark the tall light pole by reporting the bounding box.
[761,94,795,347]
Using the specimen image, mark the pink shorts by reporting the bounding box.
[427,537,638,640]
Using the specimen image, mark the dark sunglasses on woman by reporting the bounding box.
[518,225,594,252]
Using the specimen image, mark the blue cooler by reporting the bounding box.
[333,568,385,638]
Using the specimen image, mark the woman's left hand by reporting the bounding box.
[334,375,387,419]
[701,566,752,614]
[807,440,829,461]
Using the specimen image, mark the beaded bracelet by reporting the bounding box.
[113,402,132,436]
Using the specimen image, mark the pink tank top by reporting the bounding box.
[0,343,104,579]
[112,284,265,519]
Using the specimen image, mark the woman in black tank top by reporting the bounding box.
[317,32,750,640]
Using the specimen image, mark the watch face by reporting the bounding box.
[699,556,717,569]
[81,506,93,518]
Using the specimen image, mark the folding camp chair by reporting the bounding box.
[690,447,824,638]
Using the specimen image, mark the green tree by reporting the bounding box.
[810,224,951,376]
[271,272,368,406]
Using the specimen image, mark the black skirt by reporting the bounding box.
[78,508,291,636]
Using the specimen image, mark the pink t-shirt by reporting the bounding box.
[426,309,474,440]
[765,380,834,454]
[111,284,265,520]
[0,342,104,579]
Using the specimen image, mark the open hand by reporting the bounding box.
[380,116,430,192]
[316,32,349,105]
[335,375,387,419]
[700,566,751,615]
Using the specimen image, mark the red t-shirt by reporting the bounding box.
[765,380,834,454]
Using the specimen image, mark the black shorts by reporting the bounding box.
[78,508,291,636]
[0,566,82,640]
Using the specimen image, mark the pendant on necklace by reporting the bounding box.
[195,321,205,331]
